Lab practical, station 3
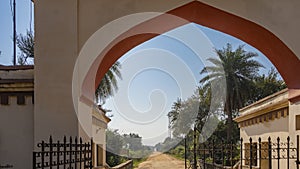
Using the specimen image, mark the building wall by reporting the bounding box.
[289,100,300,144]
[92,124,106,167]
[0,96,34,169]
[240,116,289,142]
[240,117,291,169]
[33,0,190,145]
[34,0,80,144]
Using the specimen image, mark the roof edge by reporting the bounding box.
[0,65,34,70]
[239,88,288,112]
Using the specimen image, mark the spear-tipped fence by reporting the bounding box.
[33,136,93,169]
[185,135,300,169]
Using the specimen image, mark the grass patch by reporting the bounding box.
[166,152,185,161]
[133,158,148,168]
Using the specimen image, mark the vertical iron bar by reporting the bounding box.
[297,135,299,169]
[75,137,78,169]
[203,143,206,169]
[250,138,252,169]
[69,137,72,169]
[221,140,224,167]
[185,137,187,169]
[13,0,16,65]
[84,143,87,167]
[50,136,53,169]
[33,152,36,169]
[57,141,60,169]
[212,140,215,168]
[287,136,290,169]
[268,137,272,169]
[231,141,233,169]
[90,138,93,168]
[64,136,66,169]
[240,138,243,169]
[277,137,280,169]
[42,140,45,169]
[258,137,262,169]
[193,127,197,169]
[80,138,82,169]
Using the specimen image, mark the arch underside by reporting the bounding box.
[83,1,300,101]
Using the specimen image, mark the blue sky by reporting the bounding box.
[0,1,279,146]
[0,0,33,65]
[105,23,277,146]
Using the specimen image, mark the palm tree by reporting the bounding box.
[200,43,263,141]
[168,98,182,130]
[95,61,122,105]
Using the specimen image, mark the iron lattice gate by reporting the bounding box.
[185,135,300,169]
[33,136,93,169]
[239,136,299,169]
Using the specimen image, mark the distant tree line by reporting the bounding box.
[106,129,153,167]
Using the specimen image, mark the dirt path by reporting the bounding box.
[135,152,185,169]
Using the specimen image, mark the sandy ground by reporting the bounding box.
[135,152,185,169]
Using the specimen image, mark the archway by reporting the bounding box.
[81,1,300,107]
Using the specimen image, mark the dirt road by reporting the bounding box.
[135,152,185,169]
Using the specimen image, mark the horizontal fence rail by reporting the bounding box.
[185,135,300,169]
[33,136,93,169]
[111,160,133,169]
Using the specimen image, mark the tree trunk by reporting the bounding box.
[225,97,233,142]
[227,111,233,142]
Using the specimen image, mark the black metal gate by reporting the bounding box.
[185,135,300,169]
[33,136,93,169]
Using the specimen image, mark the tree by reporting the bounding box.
[167,98,182,131]
[106,129,125,166]
[200,43,263,141]
[95,61,122,105]
[16,30,34,65]
[123,133,143,151]
[249,67,286,103]
[172,94,199,137]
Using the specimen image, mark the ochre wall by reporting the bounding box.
[0,96,33,169]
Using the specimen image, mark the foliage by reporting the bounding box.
[106,129,126,167]
[16,30,34,65]
[106,129,153,167]
[167,145,185,160]
[132,158,147,168]
[172,95,199,137]
[123,133,143,151]
[167,98,182,130]
[95,62,122,105]
[166,43,286,164]
[249,67,287,103]
[200,43,263,141]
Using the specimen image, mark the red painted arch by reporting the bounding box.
[82,1,300,100]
